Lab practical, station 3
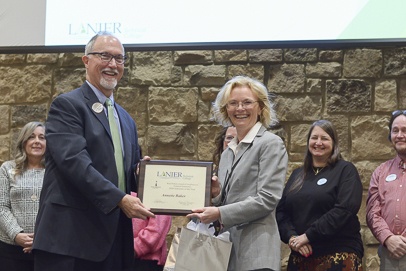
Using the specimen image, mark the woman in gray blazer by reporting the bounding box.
[188,76,288,271]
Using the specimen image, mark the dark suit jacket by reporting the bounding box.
[33,83,141,262]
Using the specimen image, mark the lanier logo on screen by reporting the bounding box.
[38,0,406,48]
[47,21,127,45]
[68,22,122,36]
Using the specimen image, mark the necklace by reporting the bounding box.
[313,166,325,175]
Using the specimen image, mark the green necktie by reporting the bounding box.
[105,98,125,191]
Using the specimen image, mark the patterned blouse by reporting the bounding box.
[0,160,44,245]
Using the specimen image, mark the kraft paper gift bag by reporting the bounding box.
[174,226,232,271]
[163,227,181,271]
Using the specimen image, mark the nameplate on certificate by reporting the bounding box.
[138,160,213,215]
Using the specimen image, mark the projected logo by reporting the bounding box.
[68,22,122,36]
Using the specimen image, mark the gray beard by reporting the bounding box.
[100,77,117,90]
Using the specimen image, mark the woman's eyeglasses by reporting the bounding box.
[226,100,258,110]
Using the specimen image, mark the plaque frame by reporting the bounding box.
[138,160,213,215]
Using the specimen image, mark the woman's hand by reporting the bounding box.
[23,246,33,253]
[297,244,313,257]
[15,232,34,252]
[211,175,221,198]
[136,156,151,175]
[289,234,312,257]
[186,207,220,224]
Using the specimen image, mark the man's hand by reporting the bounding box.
[118,194,155,220]
[385,235,406,259]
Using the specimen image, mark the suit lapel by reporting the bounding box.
[82,84,111,139]
[232,125,266,166]
[232,126,265,167]
[233,144,247,165]
[232,140,254,169]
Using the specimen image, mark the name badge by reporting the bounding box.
[386,174,397,182]
[317,178,327,185]
[92,102,104,113]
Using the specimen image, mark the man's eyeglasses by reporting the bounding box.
[392,110,406,117]
[87,52,127,65]
[226,100,258,110]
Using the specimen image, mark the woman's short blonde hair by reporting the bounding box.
[212,76,278,128]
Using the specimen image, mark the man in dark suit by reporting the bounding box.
[33,32,154,271]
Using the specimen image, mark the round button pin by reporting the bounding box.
[92,102,104,113]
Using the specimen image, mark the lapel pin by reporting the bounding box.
[92,102,104,113]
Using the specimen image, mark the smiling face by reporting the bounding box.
[391,114,406,158]
[82,35,125,97]
[308,125,333,166]
[226,85,261,140]
[25,126,46,163]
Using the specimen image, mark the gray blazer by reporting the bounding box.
[217,126,288,271]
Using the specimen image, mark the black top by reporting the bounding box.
[276,160,364,257]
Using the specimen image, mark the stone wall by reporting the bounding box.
[1,46,406,270]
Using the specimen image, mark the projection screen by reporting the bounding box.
[1,0,406,53]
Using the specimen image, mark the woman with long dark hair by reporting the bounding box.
[276,120,363,271]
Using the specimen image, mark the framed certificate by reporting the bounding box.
[138,160,213,215]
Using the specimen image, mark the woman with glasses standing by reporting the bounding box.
[188,76,288,271]
[0,122,46,271]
